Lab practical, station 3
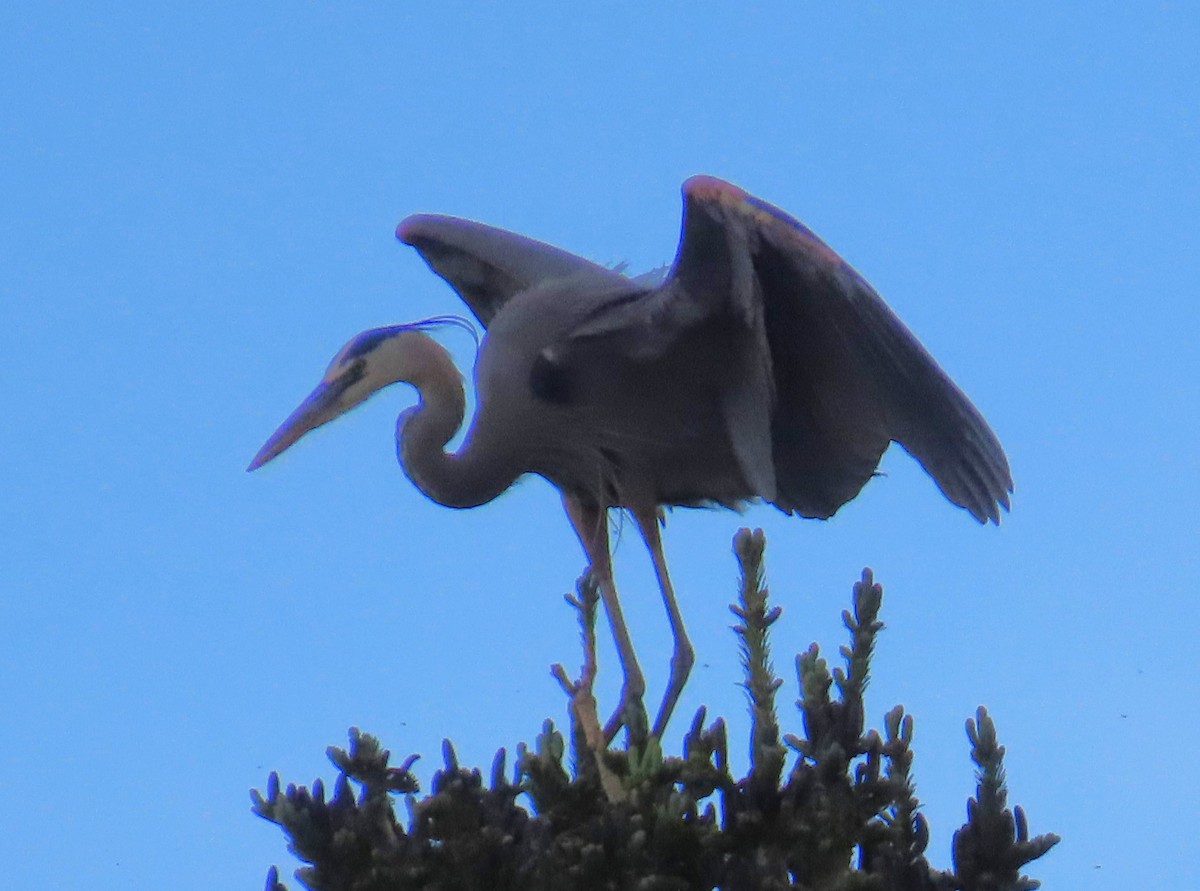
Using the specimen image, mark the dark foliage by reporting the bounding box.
[254,529,1057,890]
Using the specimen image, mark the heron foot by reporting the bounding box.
[602,681,649,747]
[651,638,695,739]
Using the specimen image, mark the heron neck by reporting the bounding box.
[397,363,519,510]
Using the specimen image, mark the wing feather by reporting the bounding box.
[541,175,1012,522]
[687,176,1012,522]
[397,214,632,326]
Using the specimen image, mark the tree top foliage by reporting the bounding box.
[255,529,1058,890]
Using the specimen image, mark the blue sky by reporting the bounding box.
[3,4,1197,888]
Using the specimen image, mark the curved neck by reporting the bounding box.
[394,332,520,509]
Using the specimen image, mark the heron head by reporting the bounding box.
[247,326,415,471]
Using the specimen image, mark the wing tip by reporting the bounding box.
[682,174,744,204]
[683,175,848,271]
[395,214,433,245]
[975,487,1013,526]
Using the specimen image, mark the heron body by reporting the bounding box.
[250,176,1012,740]
[469,282,756,512]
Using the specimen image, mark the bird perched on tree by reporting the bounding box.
[249,175,1011,740]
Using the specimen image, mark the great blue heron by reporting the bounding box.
[248,175,1011,740]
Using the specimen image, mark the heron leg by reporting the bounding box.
[633,508,695,740]
[561,494,647,744]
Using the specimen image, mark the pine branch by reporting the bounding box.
[950,708,1061,891]
[254,530,1058,890]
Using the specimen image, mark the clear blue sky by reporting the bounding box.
[3,4,1197,888]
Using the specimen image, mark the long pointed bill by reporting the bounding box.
[247,380,345,471]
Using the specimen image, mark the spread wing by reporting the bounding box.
[397,214,634,326]
[549,175,1013,523]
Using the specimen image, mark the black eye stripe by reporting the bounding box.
[342,329,396,361]
[332,358,367,393]
[337,316,480,367]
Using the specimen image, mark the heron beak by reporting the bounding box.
[247,380,344,472]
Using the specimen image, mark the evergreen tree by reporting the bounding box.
[255,529,1057,890]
